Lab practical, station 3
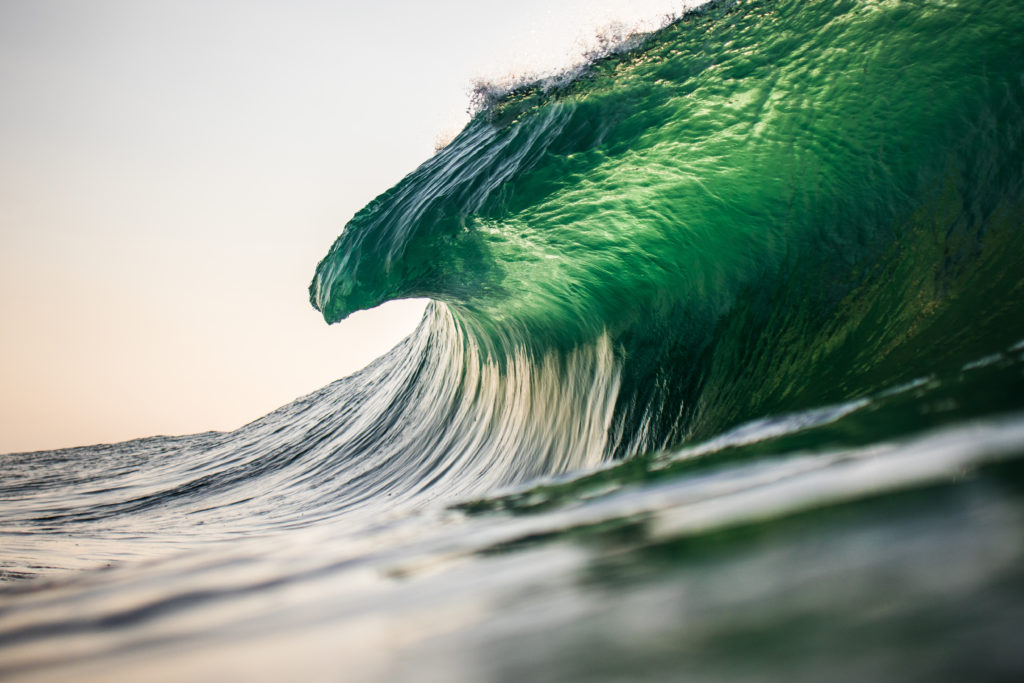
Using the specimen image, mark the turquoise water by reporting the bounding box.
[2,1,1024,680]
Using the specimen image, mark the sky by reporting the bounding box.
[0,0,693,454]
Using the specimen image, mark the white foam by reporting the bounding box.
[465,1,712,114]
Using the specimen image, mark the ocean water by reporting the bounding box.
[3,0,1024,680]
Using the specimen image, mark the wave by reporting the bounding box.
[3,2,1024,678]
[3,0,1021,573]
[311,0,1024,464]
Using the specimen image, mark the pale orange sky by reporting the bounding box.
[0,0,693,454]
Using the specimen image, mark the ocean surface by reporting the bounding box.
[3,1,1024,680]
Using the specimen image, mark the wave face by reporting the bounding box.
[312,0,1024,459]
[3,1,1024,681]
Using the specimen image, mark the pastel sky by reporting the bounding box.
[0,0,691,454]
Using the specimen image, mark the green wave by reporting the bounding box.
[311,0,1024,455]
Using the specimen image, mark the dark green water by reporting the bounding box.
[2,1,1023,680]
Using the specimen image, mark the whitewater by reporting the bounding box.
[2,1,1024,680]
